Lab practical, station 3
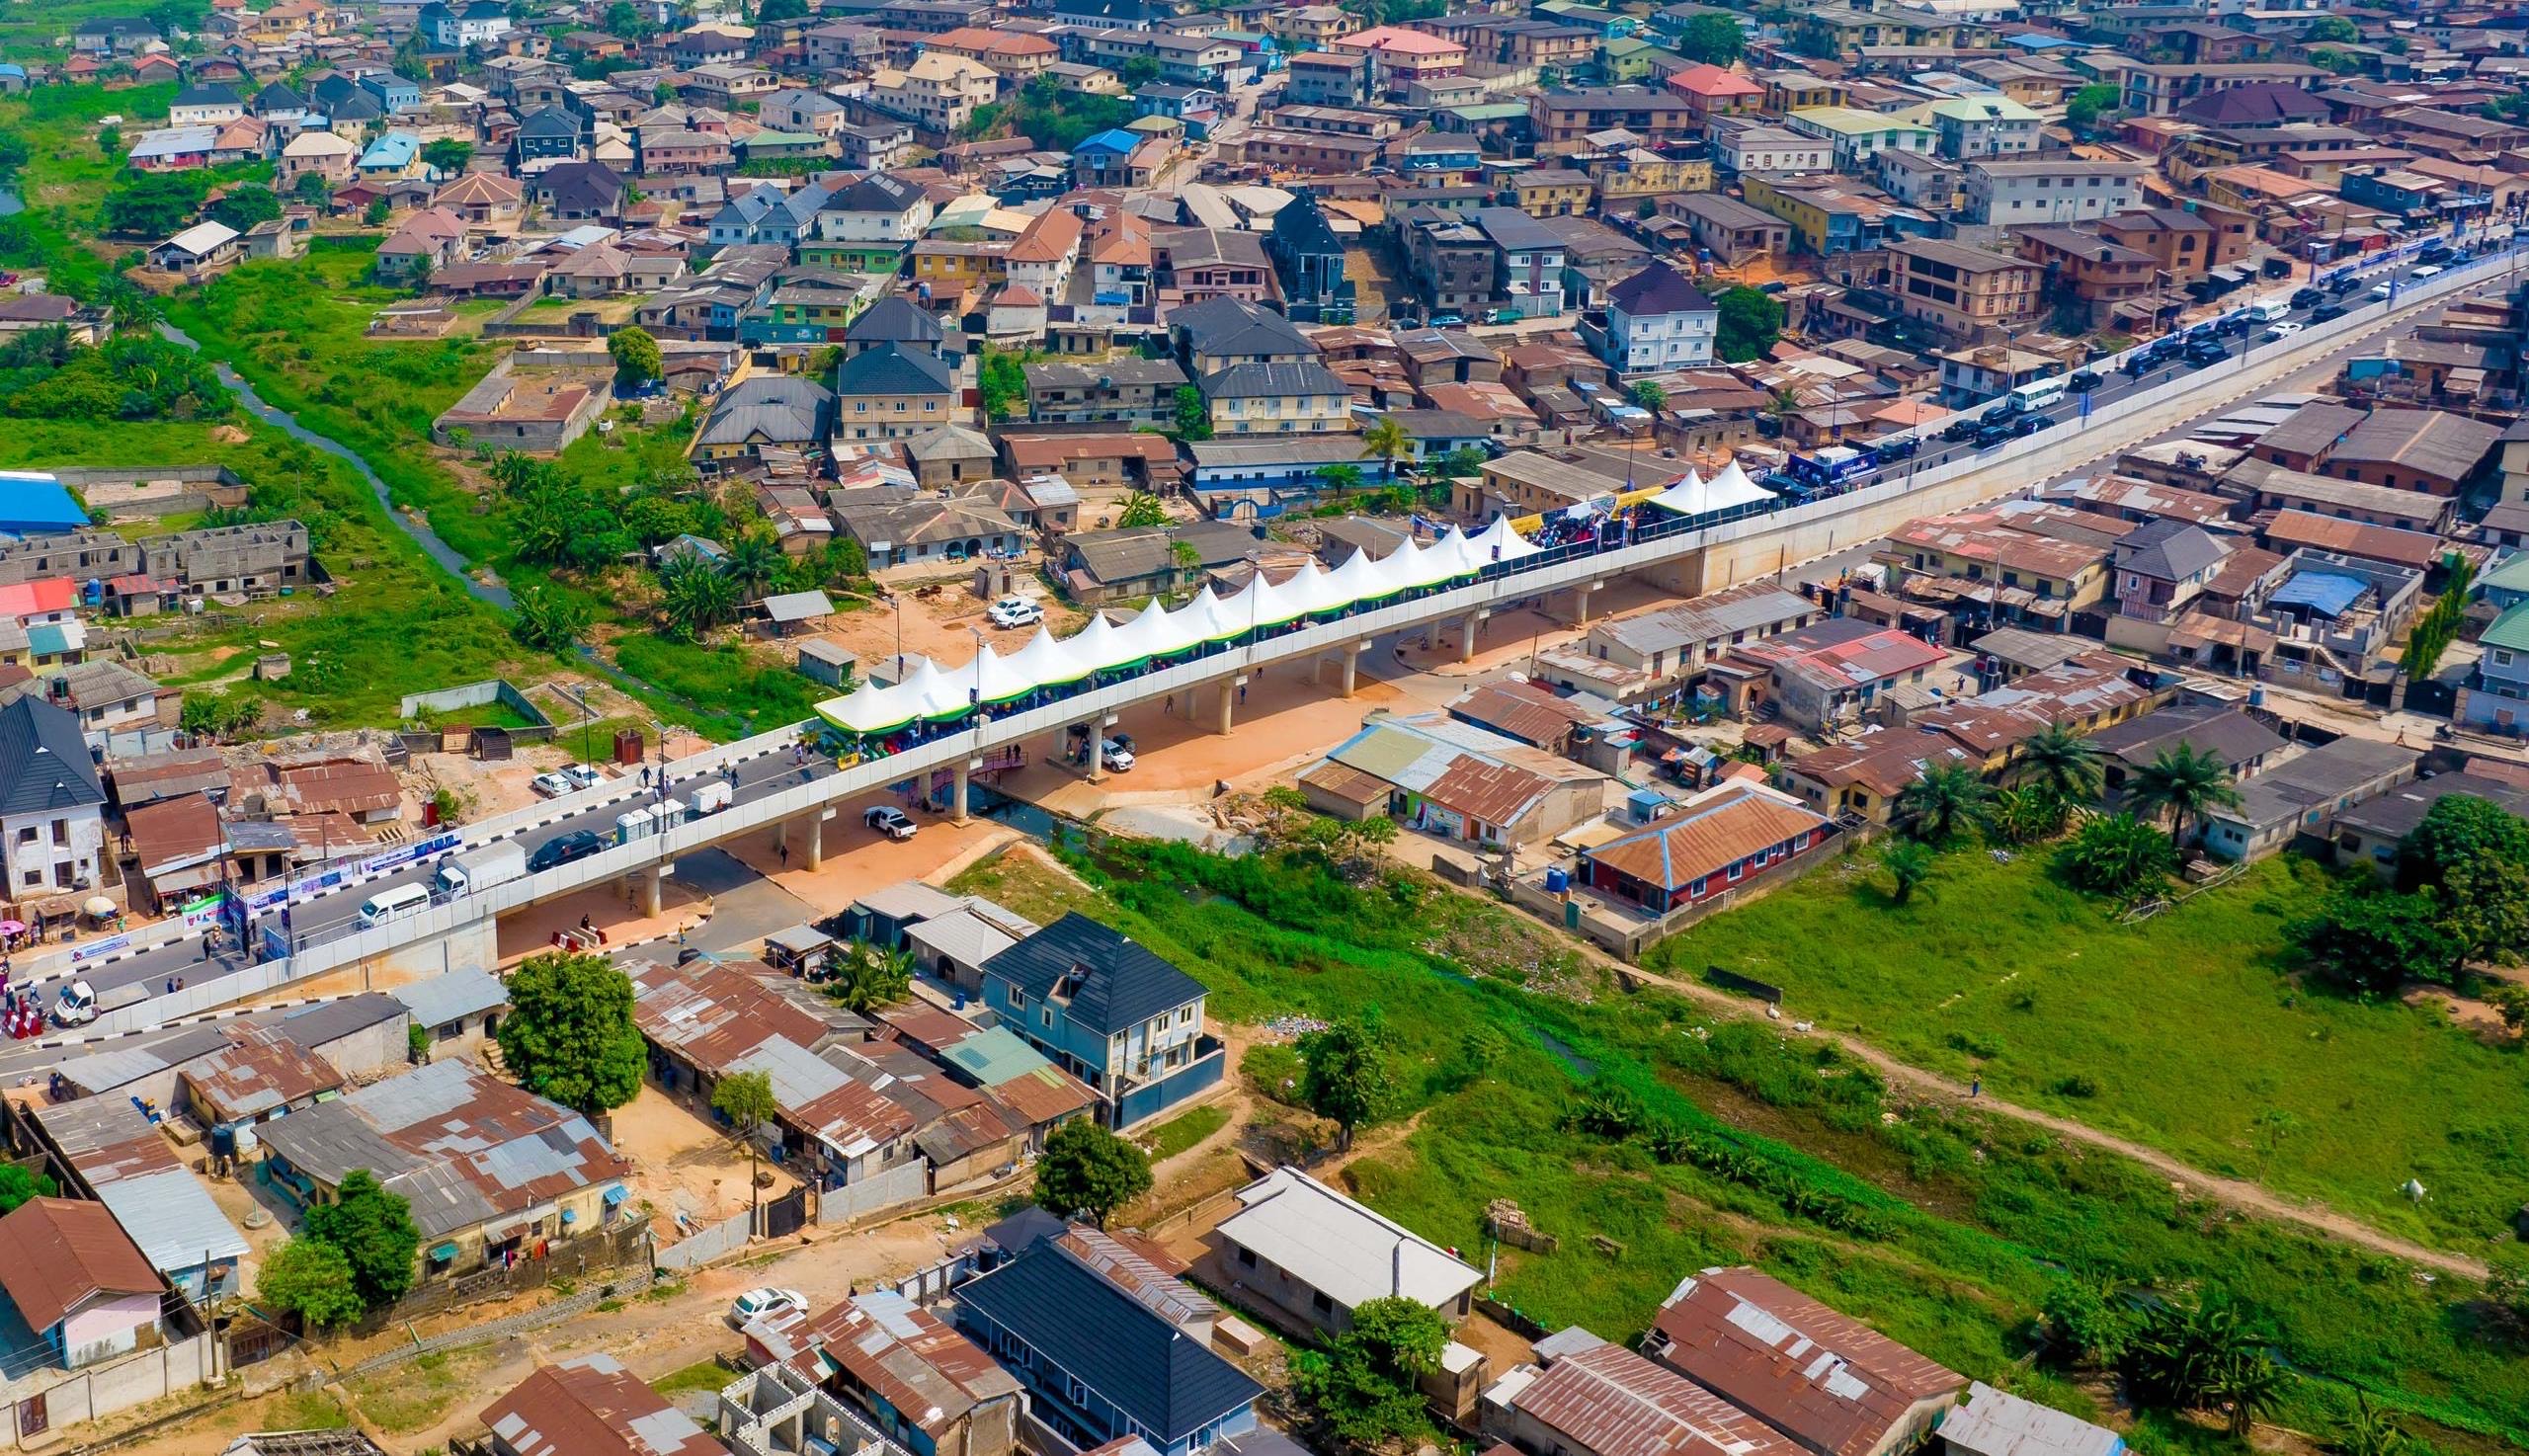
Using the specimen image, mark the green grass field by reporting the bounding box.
[1647,848,2529,1251]
[0,418,529,725]
[949,843,2529,1455]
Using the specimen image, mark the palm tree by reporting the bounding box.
[721,530,782,604]
[1880,840,1936,904]
[1359,415,1409,480]
[826,941,914,1013]
[1892,763,1993,844]
[2013,722,2103,803]
[2126,743,2243,849]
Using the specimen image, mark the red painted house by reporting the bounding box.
[1577,780,1834,914]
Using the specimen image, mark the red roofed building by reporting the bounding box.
[1495,1336,1801,1456]
[1576,780,1833,914]
[478,1353,730,1456]
[1666,63,1764,121]
[1643,1265,1966,1456]
[0,1197,163,1370]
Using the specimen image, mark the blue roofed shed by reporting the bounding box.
[0,473,88,535]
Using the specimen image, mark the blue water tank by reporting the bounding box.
[1545,866,1571,894]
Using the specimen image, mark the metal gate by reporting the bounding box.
[762,1186,809,1239]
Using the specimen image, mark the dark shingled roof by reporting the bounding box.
[2175,82,2330,127]
[846,295,945,346]
[980,912,1204,1036]
[0,697,106,819]
[1608,260,1714,318]
[834,341,953,395]
[955,1242,1262,1443]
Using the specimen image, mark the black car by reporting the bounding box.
[1871,437,1919,463]
[1942,418,1981,443]
[2328,274,2363,296]
[2182,340,2230,365]
[1974,424,2014,448]
[2067,370,2102,392]
[2291,287,2325,309]
[2122,356,2155,377]
[528,829,606,873]
[1983,400,2021,424]
[2310,302,2348,323]
[2011,413,2050,438]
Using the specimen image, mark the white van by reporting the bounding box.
[2247,298,2290,323]
[2410,265,2443,282]
[358,882,432,930]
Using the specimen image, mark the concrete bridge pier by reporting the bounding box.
[1310,641,1366,696]
[1558,579,1604,626]
[951,757,973,825]
[635,863,668,918]
[800,807,828,869]
[1456,609,1490,664]
[1215,675,1248,735]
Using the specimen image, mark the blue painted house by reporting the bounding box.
[978,913,1224,1128]
[359,71,421,113]
[955,1241,1263,1456]
[1072,128,1145,189]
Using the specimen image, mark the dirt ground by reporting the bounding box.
[807,584,1091,686]
[610,1083,799,1228]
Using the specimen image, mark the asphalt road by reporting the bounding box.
[17,744,874,1023]
[1826,235,2508,492]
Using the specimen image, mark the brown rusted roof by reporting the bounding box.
[1515,1338,1800,1456]
[1645,1266,1965,1456]
[1586,786,1830,893]
[0,1197,160,1332]
[480,1353,725,1456]
[180,1023,345,1123]
[778,1291,1021,1435]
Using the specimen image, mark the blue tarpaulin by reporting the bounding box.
[2269,570,2369,619]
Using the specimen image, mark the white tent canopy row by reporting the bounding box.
[814,518,1541,735]
[1645,461,1772,519]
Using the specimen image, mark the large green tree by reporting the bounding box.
[1714,285,1784,363]
[1292,1296,1449,1446]
[711,1069,778,1226]
[2291,889,2463,995]
[1033,1117,1152,1228]
[496,950,646,1113]
[422,137,474,175]
[1299,1015,1394,1151]
[301,1170,421,1310]
[256,1237,367,1329]
[103,171,213,237]
[2120,1289,2290,1438]
[608,324,663,386]
[1677,13,1746,65]
[2066,82,2121,129]
[2397,793,2529,967]
[0,1163,55,1214]
[205,183,281,231]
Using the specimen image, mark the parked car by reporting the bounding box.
[1428,312,1465,328]
[729,1289,808,1328]
[1974,424,2013,448]
[2329,274,2362,296]
[530,770,573,799]
[2261,320,2306,341]
[1101,737,1136,772]
[2012,413,2053,438]
[864,805,918,840]
[560,764,604,791]
[987,595,1044,629]
[1869,437,1918,463]
[527,829,605,873]
[2182,340,2230,365]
